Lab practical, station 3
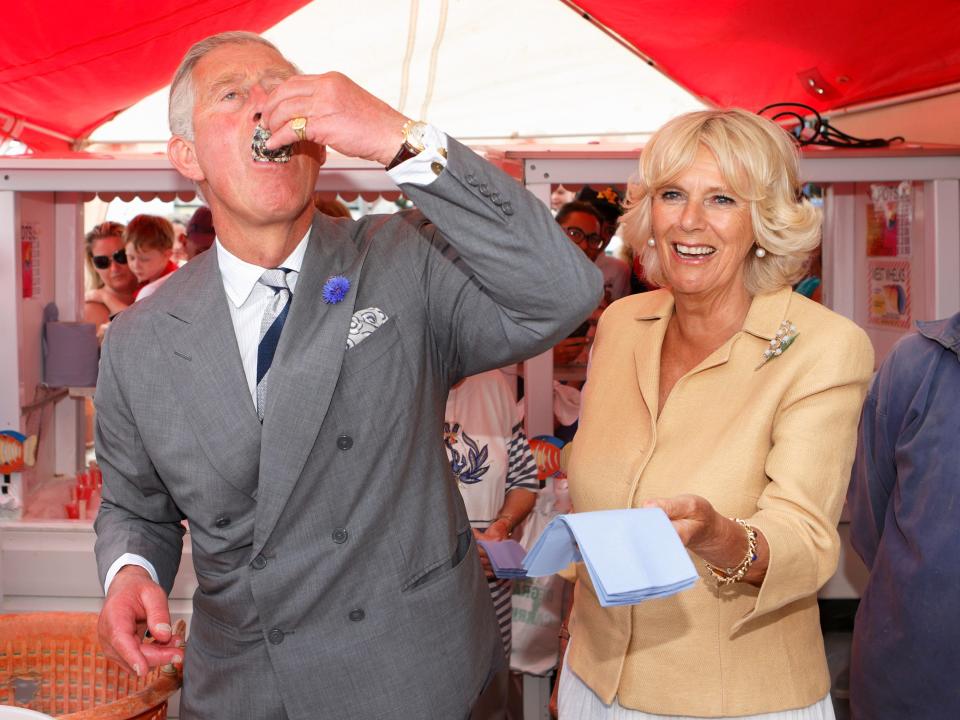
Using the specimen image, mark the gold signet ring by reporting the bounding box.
[291,116,307,142]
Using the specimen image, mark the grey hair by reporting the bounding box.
[168,31,284,140]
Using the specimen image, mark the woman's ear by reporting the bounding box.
[168,136,204,182]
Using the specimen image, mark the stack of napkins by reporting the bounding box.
[476,539,529,579]
[522,508,698,606]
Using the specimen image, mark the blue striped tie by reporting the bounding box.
[256,268,294,421]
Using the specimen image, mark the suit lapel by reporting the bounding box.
[153,251,262,498]
[253,216,366,554]
[632,290,673,421]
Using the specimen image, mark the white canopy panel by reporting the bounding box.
[89,0,704,148]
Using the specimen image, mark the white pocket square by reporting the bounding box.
[346,307,389,349]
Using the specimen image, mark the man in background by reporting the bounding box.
[847,312,960,719]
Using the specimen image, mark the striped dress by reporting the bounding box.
[444,369,539,656]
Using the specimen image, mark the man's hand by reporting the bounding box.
[261,73,408,167]
[98,566,184,677]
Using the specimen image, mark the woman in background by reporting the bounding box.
[84,221,136,327]
[445,368,538,719]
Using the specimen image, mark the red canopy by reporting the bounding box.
[570,0,960,114]
[4,1,960,151]
[1,1,311,151]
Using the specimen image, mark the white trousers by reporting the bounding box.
[558,649,835,720]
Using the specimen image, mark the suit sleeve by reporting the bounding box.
[398,138,603,380]
[732,326,874,634]
[93,331,185,594]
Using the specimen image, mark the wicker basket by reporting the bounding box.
[0,613,182,719]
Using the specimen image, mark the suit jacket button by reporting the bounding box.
[478,183,490,196]
[332,527,348,544]
[489,192,502,206]
[348,609,365,622]
[214,515,231,529]
[267,628,285,645]
[251,555,267,570]
[502,201,514,216]
[465,174,479,187]
[336,435,353,450]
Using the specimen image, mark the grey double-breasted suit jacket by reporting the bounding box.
[93,139,601,719]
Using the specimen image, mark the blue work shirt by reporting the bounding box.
[847,313,960,719]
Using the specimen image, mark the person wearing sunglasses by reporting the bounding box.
[84,222,138,329]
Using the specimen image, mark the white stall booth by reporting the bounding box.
[1,145,959,718]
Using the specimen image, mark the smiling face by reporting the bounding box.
[650,145,755,301]
[91,235,138,294]
[170,42,323,232]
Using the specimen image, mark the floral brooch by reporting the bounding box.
[322,275,350,304]
[756,320,799,370]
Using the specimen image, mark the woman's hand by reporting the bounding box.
[474,520,510,579]
[641,494,722,550]
[641,494,769,585]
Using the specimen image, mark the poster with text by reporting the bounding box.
[866,182,912,257]
[20,223,40,298]
[868,259,911,329]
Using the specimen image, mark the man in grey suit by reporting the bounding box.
[94,31,600,720]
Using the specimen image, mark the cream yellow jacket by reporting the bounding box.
[566,287,874,717]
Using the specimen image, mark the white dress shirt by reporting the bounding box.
[104,127,450,594]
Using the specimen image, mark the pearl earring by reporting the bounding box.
[647,237,656,247]
[755,246,766,258]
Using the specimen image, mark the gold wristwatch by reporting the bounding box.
[385,119,428,170]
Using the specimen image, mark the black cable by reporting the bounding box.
[757,102,904,148]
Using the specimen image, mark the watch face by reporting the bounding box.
[406,121,428,152]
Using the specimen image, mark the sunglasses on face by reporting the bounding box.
[91,249,128,270]
[564,226,604,249]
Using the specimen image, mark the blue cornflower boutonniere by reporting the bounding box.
[322,275,350,304]
[756,320,799,370]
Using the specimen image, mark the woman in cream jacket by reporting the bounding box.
[559,109,874,719]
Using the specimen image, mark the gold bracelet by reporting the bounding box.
[704,518,758,586]
[494,513,517,533]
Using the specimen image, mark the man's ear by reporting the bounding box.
[168,136,204,182]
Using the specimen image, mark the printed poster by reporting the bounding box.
[866,182,912,257]
[868,259,911,329]
[20,223,40,298]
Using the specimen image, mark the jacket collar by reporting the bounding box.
[633,286,794,340]
[917,312,960,358]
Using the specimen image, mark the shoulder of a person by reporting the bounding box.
[351,208,442,259]
[601,288,671,324]
[875,323,954,394]
[785,292,873,362]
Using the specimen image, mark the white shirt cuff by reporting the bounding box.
[104,553,160,595]
[386,125,449,186]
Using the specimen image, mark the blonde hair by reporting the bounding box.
[621,109,821,295]
[168,31,285,140]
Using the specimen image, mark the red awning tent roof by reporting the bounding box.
[4,1,960,152]
[2,0,312,152]
[568,1,960,114]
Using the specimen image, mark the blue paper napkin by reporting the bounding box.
[522,508,698,606]
[477,538,530,578]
